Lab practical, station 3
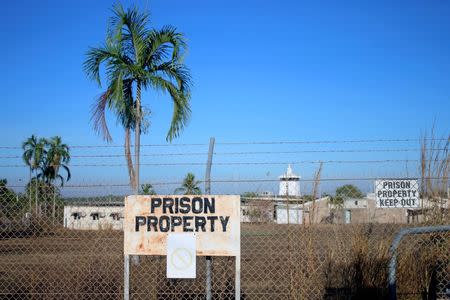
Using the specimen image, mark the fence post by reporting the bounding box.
[205,137,215,300]
[124,254,130,300]
[235,248,241,300]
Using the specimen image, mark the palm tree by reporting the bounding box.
[22,135,47,214]
[22,135,47,174]
[84,4,192,192]
[28,136,71,187]
[175,173,201,195]
[44,136,71,186]
[140,183,156,195]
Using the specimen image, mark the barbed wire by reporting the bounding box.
[5,176,446,188]
[216,138,448,145]
[1,148,446,159]
[0,137,447,150]
[0,159,425,168]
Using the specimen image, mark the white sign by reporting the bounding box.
[167,233,196,278]
[124,195,240,256]
[375,179,419,208]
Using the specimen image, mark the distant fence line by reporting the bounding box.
[1,180,449,299]
[0,137,449,299]
[0,137,448,149]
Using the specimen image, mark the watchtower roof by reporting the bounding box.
[279,164,300,179]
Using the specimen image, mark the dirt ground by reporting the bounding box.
[0,223,449,299]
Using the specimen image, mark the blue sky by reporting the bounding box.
[1,0,449,193]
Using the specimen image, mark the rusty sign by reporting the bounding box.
[124,195,240,256]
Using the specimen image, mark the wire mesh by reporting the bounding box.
[0,139,449,299]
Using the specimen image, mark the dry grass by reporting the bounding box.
[419,128,450,224]
[1,223,449,299]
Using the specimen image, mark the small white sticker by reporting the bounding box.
[167,233,196,278]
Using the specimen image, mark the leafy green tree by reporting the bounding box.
[140,183,156,195]
[322,192,343,206]
[302,194,315,202]
[37,136,71,186]
[25,178,61,217]
[0,179,26,219]
[335,184,365,200]
[84,4,192,191]
[241,192,259,198]
[22,136,70,218]
[175,173,201,195]
[23,136,71,187]
[22,135,47,177]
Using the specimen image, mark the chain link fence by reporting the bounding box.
[0,139,449,299]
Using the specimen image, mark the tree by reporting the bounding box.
[335,184,365,200]
[84,4,192,191]
[37,136,71,186]
[25,178,61,218]
[22,135,47,176]
[241,192,259,198]
[22,136,70,218]
[140,183,156,195]
[23,136,71,187]
[322,192,343,207]
[175,173,201,195]
[23,135,48,215]
[0,179,26,219]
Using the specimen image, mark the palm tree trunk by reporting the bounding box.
[52,190,56,225]
[125,127,135,187]
[35,178,39,217]
[134,82,142,194]
[28,169,32,213]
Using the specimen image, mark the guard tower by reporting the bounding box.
[278,164,301,196]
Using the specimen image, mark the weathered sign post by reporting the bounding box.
[123,194,241,298]
[375,179,420,208]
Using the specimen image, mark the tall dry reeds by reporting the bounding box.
[308,162,323,224]
[419,126,449,223]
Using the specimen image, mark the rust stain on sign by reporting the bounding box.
[124,195,240,256]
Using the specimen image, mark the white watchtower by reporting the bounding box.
[278,164,301,196]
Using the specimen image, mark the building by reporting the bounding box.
[63,202,124,230]
[275,165,303,224]
[279,164,301,197]
[241,198,274,223]
[275,203,303,224]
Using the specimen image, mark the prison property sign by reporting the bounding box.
[375,179,419,208]
[124,195,240,256]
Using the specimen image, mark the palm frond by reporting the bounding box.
[146,26,187,63]
[147,75,191,141]
[108,3,126,43]
[83,47,114,86]
[154,62,192,94]
[110,4,149,65]
[84,42,133,87]
[174,187,185,194]
[61,164,71,182]
[115,79,137,130]
[56,174,65,186]
[91,89,113,142]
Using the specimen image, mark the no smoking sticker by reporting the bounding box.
[167,233,196,278]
